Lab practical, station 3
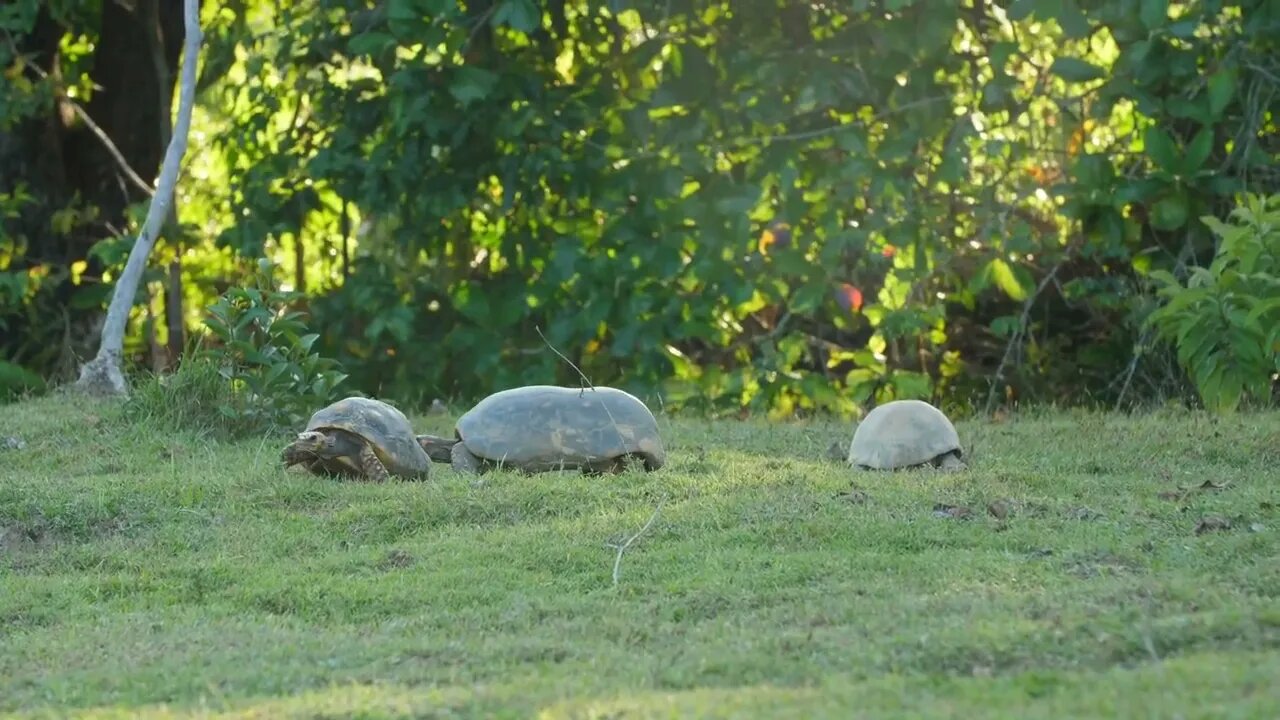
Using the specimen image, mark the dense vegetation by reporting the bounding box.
[2,0,1278,416]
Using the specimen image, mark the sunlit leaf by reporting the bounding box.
[1049,57,1106,83]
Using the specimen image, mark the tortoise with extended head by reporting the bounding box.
[845,399,966,471]
[281,396,432,482]
[417,385,666,475]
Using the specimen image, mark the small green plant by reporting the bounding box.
[200,265,348,433]
[1146,193,1280,412]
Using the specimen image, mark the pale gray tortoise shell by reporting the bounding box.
[438,385,667,472]
[847,399,964,470]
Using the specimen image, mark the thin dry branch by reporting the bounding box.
[535,325,596,393]
[2,32,154,197]
[608,500,665,586]
[983,262,1063,415]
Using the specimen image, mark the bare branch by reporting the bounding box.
[983,262,1063,415]
[535,325,596,393]
[3,32,155,197]
[74,0,202,396]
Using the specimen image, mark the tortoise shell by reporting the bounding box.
[305,396,431,477]
[847,399,963,470]
[455,385,666,471]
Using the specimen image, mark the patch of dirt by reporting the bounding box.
[0,521,54,563]
[378,549,416,570]
[1066,506,1104,521]
[1194,515,1233,535]
[1065,551,1141,579]
[986,499,1014,520]
[932,503,973,520]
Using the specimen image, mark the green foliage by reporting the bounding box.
[4,0,1280,413]
[1147,193,1280,412]
[198,266,348,433]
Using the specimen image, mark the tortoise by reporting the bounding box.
[281,396,432,482]
[416,385,667,475]
[845,399,966,471]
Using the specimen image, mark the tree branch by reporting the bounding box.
[983,261,1063,415]
[2,32,155,197]
[74,0,202,395]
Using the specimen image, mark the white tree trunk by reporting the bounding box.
[75,0,203,396]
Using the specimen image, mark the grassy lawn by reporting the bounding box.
[1,394,1278,718]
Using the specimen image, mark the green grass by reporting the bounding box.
[1,395,1278,719]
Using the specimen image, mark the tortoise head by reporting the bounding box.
[290,430,337,456]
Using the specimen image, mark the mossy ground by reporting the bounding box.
[1,395,1278,718]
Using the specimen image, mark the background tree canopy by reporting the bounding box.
[2,0,1278,416]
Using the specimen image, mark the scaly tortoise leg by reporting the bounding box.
[357,442,392,482]
[936,452,967,472]
[450,443,483,475]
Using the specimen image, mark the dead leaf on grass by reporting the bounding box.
[987,499,1013,520]
[932,503,973,520]
[1159,479,1231,503]
[835,486,869,505]
[1194,515,1233,535]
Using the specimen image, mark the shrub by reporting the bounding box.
[1146,193,1280,411]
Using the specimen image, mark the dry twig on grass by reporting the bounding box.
[607,500,665,586]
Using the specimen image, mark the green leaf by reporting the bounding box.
[1151,194,1190,231]
[989,258,1030,301]
[1143,126,1179,173]
[1183,126,1213,174]
[347,32,396,57]
[492,0,540,33]
[1166,19,1198,38]
[1140,0,1168,29]
[449,67,498,106]
[789,282,828,314]
[387,0,419,22]
[1207,69,1237,119]
[1055,0,1092,39]
[1049,57,1106,83]
[1007,0,1036,21]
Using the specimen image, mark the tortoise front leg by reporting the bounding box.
[936,452,967,472]
[357,442,392,482]
[450,443,483,475]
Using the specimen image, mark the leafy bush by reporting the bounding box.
[125,269,348,437]
[1147,193,1280,411]
[200,265,349,432]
